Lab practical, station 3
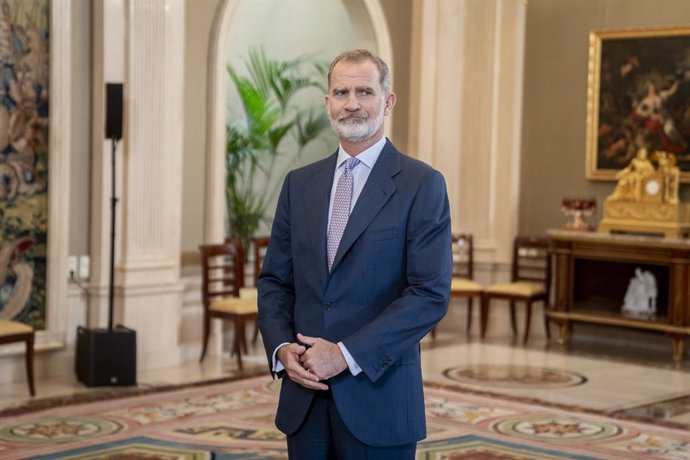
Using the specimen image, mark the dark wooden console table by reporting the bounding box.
[547,229,690,365]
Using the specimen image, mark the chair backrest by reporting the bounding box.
[512,236,550,288]
[252,236,270,285]
[198,238,245,309]
[451,233,474,280]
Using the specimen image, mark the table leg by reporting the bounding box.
[557,320,570,345]
[671,335,685,368]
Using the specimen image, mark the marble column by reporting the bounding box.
[90,0,185,369]
[410,0,527,277]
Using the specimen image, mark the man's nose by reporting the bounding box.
[344,93,360,111]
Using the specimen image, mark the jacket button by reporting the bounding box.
[324,303,333,311]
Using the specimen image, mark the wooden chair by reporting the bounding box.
[249,236,270,343]
[480,236,551,344]
[451,234,483,332]
[252,236,270,284]
[199,239,257,370]
[431,233,483,338]
[0,320,35,396]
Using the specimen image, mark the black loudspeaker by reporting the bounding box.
[105,83,123,140]
[75,326,137,386]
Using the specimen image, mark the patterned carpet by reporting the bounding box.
[0,375,688,459]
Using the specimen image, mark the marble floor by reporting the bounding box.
[422,336,690,427]
[1,328,690,428]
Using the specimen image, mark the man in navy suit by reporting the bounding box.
[258,49,452,459]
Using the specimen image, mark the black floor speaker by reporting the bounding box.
[75,326,137,386]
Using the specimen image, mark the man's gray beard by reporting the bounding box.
[330,112,384,143]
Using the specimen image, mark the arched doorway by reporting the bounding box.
[203,0,393,242]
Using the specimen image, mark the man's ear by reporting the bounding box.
[384,92,397,115]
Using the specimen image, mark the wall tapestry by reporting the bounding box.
[586,26,690,181]
[0,0,49,329]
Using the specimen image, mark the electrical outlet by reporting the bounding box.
[68,256,78,277]
[79,255,90,279]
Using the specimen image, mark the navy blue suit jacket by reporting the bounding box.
[257,140,452,447]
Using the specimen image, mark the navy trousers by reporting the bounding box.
[286,389,417,460]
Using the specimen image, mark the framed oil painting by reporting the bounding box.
[586,26,690,181]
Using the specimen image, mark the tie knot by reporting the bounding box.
[345,157,360,172]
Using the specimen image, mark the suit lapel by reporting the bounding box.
[330,142,401,272]
[304,152,338,285]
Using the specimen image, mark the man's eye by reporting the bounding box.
[334,90,347,96]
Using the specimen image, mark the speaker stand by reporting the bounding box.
[75,89,137,386]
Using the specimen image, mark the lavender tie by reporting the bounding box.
[327,157,360,270]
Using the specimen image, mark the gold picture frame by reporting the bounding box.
[586,26,690,181]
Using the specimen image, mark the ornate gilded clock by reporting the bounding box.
[598,149,689,238]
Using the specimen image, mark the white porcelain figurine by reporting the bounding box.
[622,268,657,317]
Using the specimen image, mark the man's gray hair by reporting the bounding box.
[327,49,391,94]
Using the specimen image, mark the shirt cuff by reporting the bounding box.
[337,342,362,376]
[272,342,291,373]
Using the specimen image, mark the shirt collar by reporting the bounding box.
[336,136,387,170]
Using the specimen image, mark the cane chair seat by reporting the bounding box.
[0,320,35,396]
[210,288,258,315]
[484,281,545,297]
[0,320,32,335]
[210,298,258,315]
[451,277,483,293]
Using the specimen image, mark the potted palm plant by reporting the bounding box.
[225,48,329,252]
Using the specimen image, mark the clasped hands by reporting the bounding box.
[277,333,348,391]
